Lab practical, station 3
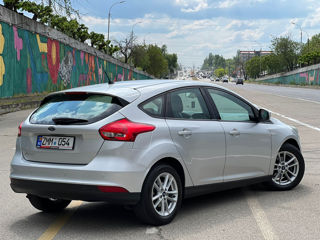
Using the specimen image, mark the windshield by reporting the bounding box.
[30,93,125,125]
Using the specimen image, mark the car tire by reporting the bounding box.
[134,164,182,226]
[265,143,305,191]
[27,194,71,212]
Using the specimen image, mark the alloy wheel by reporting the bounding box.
[272,151,299,186]
[151,172,178,217]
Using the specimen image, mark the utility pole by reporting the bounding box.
[259,48,262,77]
[228,61,230,80]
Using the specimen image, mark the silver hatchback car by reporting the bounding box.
[10,80,304,225]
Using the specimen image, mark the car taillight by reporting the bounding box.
[97,186,128,193]
[18,122,23,137]
[99,118,155,142]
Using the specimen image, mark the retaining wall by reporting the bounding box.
[0,5,153,99]
[257,63,320,85]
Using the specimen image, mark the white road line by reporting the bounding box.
[267,110,320,132]
[245,192,279,240]
[271,93,320,105]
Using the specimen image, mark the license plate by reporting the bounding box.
[36,136,75,150]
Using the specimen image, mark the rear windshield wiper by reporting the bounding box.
[52,117,89,125]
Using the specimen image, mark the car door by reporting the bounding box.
[205,88,271,181]
[165,87,226,186]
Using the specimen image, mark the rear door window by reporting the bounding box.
[166,88,210,120]
[30,93,126,125]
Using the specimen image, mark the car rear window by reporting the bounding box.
[30,93,127,125]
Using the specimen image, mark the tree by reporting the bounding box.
[89,32,105,49]
[245,56,260,79]
[262,54,282,75]
[226,58,236,77]
[131,44,149,71]
[75,24,90,43]
[299,34,320,66]
[40,0,79,18]
[161,45,178,76]
[3,0,21,11]
[19,1,53,22]
[166,53,178,75]
[201,53,226,71]
[146,45,168,78]
[116,31,137,63]
[301,33,320,55]
[214,68,226,78]
[271,36,300,72]
[4,0,79,18]
[89,32,119,56]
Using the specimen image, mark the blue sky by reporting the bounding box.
[2,0,320,67]
[75,0,320,67]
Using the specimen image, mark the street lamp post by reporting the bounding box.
[131,21,142,34]
[107,1,126,42]
[291,22,303,44]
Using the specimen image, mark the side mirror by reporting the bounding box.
[258,109,270,122]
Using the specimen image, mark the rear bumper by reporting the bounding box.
[10,178,140,205]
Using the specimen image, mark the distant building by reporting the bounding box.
[237,50,273,79]
[239,50,273,63]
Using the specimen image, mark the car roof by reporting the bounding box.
[59,79,226,102]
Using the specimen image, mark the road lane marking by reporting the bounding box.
[241,83,320,105]
[245,191,279,240]
[270,93,320,105]
[37,200,82,240]
[267,110,320,132]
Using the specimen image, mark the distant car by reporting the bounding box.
[215,78,220,82]
[236,78,244,85]
[222,78,228,83]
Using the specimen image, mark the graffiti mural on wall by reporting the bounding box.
[0,21,150,98]
[0,25,5,86]
[262,67,320,85]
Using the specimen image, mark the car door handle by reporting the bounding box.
[178,130,192,136]
[229,129,240,136]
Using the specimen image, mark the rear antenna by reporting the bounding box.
[104,69,114,85]
[93,49,114,85]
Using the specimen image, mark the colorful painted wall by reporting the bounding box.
[259,64,320,85]
[0,21,152,98]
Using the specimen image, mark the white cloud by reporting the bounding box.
[215,0,267,9]
[82,16,107,27]
[216,0,240,8]
[174,0,208,12]
[303,7,320,28]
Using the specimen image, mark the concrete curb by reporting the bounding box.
[0,100,40,115]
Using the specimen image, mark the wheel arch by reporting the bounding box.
[282,138,300,151]
[269,136,301,175]
[143,157,186,196]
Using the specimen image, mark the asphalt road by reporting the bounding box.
[1,82,320,240]
[232,83,320,104]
